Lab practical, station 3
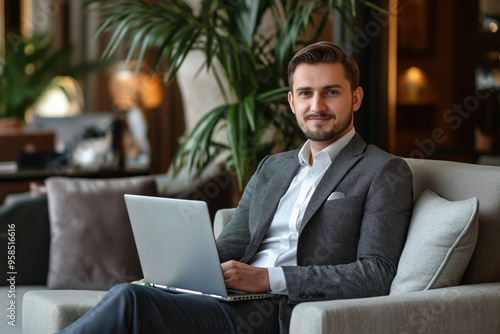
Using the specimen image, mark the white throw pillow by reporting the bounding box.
[390,189,478,295]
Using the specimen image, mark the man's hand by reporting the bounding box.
[221,260,270,293]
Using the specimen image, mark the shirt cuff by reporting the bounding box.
[267,267,288,294]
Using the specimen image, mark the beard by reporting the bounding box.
[299,108,354,142]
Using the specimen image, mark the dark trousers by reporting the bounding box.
[60,283,280,334]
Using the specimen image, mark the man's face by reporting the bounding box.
[288,62,363,148]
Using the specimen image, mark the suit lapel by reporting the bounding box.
[300,134,366,233]
[247,151,301,254]
[260,154,300,225]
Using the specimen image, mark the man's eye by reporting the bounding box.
[326,90,339,96]
[298,91,311,97]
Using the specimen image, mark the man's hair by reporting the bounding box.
[287,41,360,92]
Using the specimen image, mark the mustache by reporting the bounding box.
[304,112,334,120]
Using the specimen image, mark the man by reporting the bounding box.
[61,41,413,334]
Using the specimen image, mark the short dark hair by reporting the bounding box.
[287,41,360,92]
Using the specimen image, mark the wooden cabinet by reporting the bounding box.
[0,130,55,163]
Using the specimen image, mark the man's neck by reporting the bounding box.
[306,128,356,165]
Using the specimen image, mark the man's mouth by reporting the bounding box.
[305,113,333,121]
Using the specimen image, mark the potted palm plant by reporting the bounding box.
[0,32,113,125]
[86,0,382,189]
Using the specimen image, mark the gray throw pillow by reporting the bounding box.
[390,189,479,295]
[45,176,157,290]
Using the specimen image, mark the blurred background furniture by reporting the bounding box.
[0,130,55,163]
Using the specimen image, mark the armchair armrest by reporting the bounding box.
[289,282,500,334]
[213,208,236,238]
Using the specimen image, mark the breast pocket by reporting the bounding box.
[317,195,364,239]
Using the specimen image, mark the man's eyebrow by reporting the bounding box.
[324,84,343,89]
[294,84,344,92]
[294,86,311,92]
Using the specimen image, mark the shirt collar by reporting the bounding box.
[298,127,356,166]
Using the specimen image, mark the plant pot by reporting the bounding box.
[0,117,21,131]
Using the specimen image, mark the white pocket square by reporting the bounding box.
[327,192,345,201]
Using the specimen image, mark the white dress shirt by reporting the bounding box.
[249,128,356,294]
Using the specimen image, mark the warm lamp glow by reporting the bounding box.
[107,61,163,111]
[33,76,83,117]
[489,22,499,33]
[401,66,428,103]
[404,67,425,85]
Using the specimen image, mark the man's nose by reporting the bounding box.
[311,95,327,112]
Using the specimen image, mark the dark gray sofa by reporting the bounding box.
[1,193,50,333]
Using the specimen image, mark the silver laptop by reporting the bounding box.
[124,194,273,301]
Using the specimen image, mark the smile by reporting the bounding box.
[305,113,333,122]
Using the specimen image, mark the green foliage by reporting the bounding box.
[0,32,113,123]
[86,0,380,189]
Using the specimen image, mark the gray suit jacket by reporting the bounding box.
[216,133,413,333]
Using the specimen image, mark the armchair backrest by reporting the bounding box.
[404,158,500,284]
[214,208,236,239]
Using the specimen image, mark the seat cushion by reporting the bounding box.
[0,285,46,334]
[390,189,479,294]
[45,176,157,290]
[22,290,106,334]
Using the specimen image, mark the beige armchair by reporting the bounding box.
[213,158,500,333]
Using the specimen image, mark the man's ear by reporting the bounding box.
[288,91,295,114]
[352,87,364,111]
